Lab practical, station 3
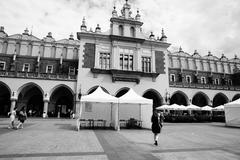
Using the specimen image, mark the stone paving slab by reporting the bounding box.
[0,118,240,160]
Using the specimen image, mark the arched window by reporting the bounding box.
[62,47,67,59]
[2,41,8,53]
[119,25,124,36]
[51,46,56,58]
[39,44,44,57]
[73,48,78,59]
[27,43,33,56]
[15,42,21,55]
[130,27,135,37]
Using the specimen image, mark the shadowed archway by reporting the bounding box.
[170,91,188,106]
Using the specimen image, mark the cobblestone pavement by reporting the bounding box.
[0,118,240,160]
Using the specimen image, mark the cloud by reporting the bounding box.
[0,0,239,58]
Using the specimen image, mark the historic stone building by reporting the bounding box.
[0,0,239,118]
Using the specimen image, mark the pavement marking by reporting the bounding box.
[0,152,105,158]
[94,130,159,160]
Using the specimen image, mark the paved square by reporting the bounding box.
[0,118,240,160]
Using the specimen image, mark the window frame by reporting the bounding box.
[46,65,53,73]
[201,76,206,84]
[22,63,30,72]
[170,74,175,82]
[99,52,110,70]
[0,61,6,70]
[186,75,191,83]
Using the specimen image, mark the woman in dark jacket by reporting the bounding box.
[151,110,164,146]
[17,107,27,129]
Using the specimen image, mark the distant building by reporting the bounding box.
[0,0,239,118]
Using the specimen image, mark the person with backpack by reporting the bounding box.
[17,107,27,129]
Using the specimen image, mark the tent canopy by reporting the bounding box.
[118,88,153,105]
[81,86,118,103]
[201,105,213,111]
[225,98,240,106]
[186,104,201,110]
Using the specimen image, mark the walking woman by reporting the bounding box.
[17,107,27,129]
[8,107,17,129]
[151,110,164,146]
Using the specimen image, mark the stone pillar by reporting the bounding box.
[10,91,18,112]
[43,93,50,118]
[43,100,49,118]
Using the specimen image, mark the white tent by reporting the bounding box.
[224,98,240,127]
[201,105,213,111]
[156,104,170,110]
[118,88,153,129]
[170,104,187,110]
[79,86,119,130]
[212,105,224,111]
[186,104,201,110]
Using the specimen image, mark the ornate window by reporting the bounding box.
[15,42,21,55]
[22,63,30,72]
[0,61,6,70]
[68,67,75,75]
[119,25,124,36]
[73,48,78,59]
[130,27,135,37]
[201,77,206,84]
[46,65,53,73]
[62,47,67,59]
[99,53,110,69]
[141,56,151,72]
[186,75,191,83]
[170,74,175,82]
[39,44,44,57]
[2,41,8,53]
[27,43,33,56]
[51,46,56,58]
[215,78,219,85]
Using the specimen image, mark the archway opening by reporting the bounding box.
[143,90,162,111]
[170,92,188,106]
[115,88,129,98]
[213,93,228,107]
[192,93,208,107]
[0,83,11,117]
[18,85,43,117]
[49,86,73,118]
[232,94,240,101]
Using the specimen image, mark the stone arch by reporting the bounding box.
[87,86,109,95]
[192,91,210,107]
[212,92,229,107]
[17,82,44,117]
[49,85,74,118]
[232,94,240,101]
[0,81,11,117]
[143,89,163,110]
[115,87,130,97]
[170,90,189,106]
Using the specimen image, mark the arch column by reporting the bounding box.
[10,91,18,112]
[43,93,49,118]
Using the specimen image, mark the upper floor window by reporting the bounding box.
[186,75,191,83]
[68,67,75,75]
[119,49,134,71]
[228,79,232,86]
[130,27,135,37]
[0,61,6,70]
[51,46,56,58]
[201,77,206,84]
[141,56,151,72]
[46,65,53,73]
[215,78,219,85]
[170,74,175,82]
[2,41,8,53]
[99,53,110,69]
[39,44,44,57]
[27,43,33,56]
[15,42,21,55]
[62,47,67,59]
[119,25,124,36]
[73,48,78,59]
[22,63,30,72]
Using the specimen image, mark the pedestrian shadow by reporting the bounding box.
[55,123,76,131]
[210,123,240,129]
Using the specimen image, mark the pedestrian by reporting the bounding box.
[8,107,17,129]
[151,110,164,146]
[17,107,27,129]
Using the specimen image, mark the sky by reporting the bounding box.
[0,0,240,59]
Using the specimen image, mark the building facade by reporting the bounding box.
[0,0,239,118]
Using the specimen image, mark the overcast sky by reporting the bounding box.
[0,0,239,59]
